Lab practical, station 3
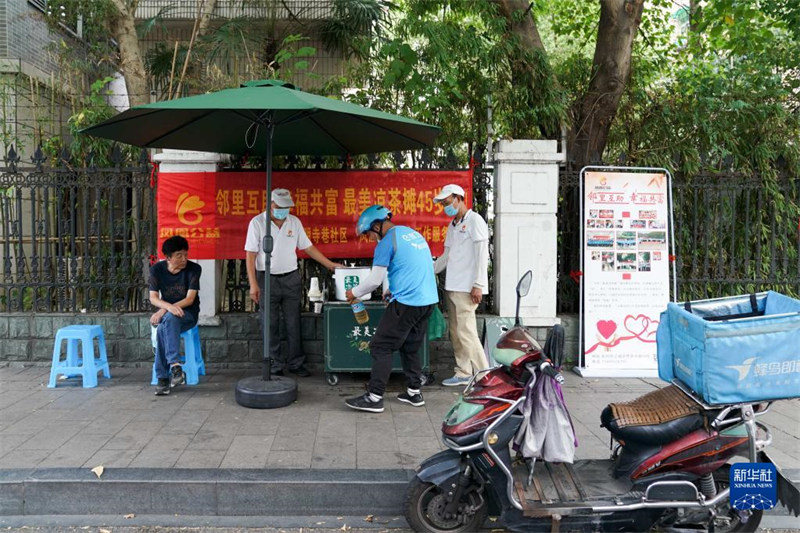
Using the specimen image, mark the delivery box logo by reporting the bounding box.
[176,192,205,226]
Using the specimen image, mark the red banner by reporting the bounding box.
[157,170,473,259]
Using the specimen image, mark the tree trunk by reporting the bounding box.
[493,0,547,54]
[492,0,559,138]
[197,0,218,38]
[109,0,149,108]
[570,0,644,168]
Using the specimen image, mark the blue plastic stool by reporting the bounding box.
[48,325,111,388]
[150,325,205,386]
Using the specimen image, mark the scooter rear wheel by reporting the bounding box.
[403,476,487,532]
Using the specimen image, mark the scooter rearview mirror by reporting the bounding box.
[515,270,533,326]
[516,270,533,298]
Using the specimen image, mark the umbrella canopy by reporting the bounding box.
[83,79,440,156]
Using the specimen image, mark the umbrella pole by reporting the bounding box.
[262,120,274,382]
[234,113,297,409]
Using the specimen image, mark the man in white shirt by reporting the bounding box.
[433,184,490,386]
[244,189,341,377]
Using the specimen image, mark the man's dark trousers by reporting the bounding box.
[367,300,433,396]
[258,269,304,373]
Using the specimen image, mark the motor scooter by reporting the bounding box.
[405,271,800,532]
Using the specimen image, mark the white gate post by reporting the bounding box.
[493,140,564,326]
[153,149,225,325]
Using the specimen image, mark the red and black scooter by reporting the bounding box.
[404,271,800,532]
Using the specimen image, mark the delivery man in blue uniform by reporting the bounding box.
[344,205,439,413]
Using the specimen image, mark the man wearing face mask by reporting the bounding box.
[433,184,490,387]
[245,188,342,377]
[343,205,438,413]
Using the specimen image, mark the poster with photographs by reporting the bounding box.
[580,170,671,376]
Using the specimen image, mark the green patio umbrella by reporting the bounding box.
[83,79,440,408]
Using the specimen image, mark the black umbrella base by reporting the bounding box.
[235,375,298,409]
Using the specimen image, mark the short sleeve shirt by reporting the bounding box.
[244,213,312,274]
[443,210,489,293]
[374,226,438,307]
[148,260,202,316]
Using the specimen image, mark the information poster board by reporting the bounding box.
[577,168,674,377]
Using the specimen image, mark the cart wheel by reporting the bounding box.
[325,373,339,386]
[421,372,435,387]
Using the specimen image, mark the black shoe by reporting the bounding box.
[154,378,170,396]
[271,369,284,377]
[397,391,425,407]
[345,393,384,413]
[169,365,186,388]
[289,366,312,377]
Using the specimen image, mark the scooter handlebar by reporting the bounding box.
[540,361,565,384]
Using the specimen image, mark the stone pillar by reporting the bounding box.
[153,149,226,326]
[493,140,564,326]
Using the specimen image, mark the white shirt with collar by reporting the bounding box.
[439,209,489,294]
[244,212,312,274]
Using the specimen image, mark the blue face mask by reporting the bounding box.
[273,207,290,220]
[444,203,459,217]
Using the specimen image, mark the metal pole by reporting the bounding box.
[262,114,274,381]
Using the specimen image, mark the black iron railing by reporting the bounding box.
[556,169,800,313]
[0,146,156,312]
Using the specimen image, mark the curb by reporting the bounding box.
[0,468,414,517]
[2,467,797,522]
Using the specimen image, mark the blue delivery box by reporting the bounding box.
[657,291,800,405]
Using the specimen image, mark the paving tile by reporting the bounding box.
[181,393,224,411]
[167,410,213,436]
[317,411,357,439]
[175,449,226,468]
[0,447,49,468]
[265,449,313,469]
[236,410,284,435]
[312,443,356,469]
[103,422,162,450]
[82,412,139,435]
[128,434,192,468]
[184,426,237,451]
[357,450,404,469]
[392,412,437,438]
[220,435,274,468]
[0,433,33,458]
[37,433,112,468]
[356,419,399,452]
[24,422,86,451]
[82,448,140,468]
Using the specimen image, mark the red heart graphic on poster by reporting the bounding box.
[597,320,617,339]
[624,314,653,338]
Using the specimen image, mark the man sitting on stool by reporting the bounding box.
[149,235,201,396]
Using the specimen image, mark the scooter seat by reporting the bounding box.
[600,385,707,446]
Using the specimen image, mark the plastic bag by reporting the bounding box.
[513,371,577,463]
[427,304,447,340]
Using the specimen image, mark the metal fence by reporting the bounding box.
[8,144,791,316]
[556,169,800,313]
[0,146,156,312]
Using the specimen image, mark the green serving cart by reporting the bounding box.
[323,301,433,386]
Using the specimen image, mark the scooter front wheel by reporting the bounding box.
[403,476,487,532]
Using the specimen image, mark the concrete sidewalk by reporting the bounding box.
[1,364,798,471]
[1,363,798,524]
